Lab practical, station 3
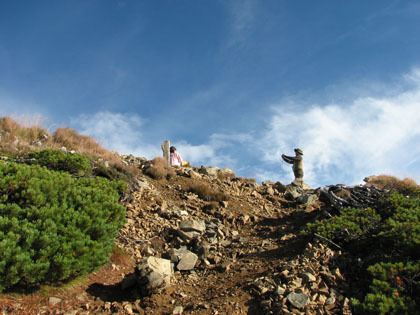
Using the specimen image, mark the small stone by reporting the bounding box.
[187,170,200,178]
[173,305,184,314]
[303,272,316,283]
[49,297,62,306]
[290,277,302,289]
[124,303,134,314]
[326,296,336,305]
[177,229,200,241]
[276,286,286,296]
[104,302,111,310]
[266,187,275,195]
[286,292,310,309]
[334,268,344,280]
[297,194,317,205]
[317,294,327,304]
[177,252,198,271]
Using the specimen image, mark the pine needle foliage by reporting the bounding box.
[26,149,92,175]
[0,162,126,292]
[303,176,420,314]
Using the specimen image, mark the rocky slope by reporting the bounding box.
[1,155,359,314]
[110,156,351,315]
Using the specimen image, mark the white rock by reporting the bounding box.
[173,306,184,314]
[286,292,310,309]
[49,297,62,306]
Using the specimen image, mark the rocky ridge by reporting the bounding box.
[108,155,351,314]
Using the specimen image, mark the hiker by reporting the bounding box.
[170,146,182,167]
[282,148,304,181]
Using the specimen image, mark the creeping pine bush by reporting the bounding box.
[304,181,420,313]
[352,262,420,315]
[26,149,92,175]
[0,162,126,292]
[303,207,381,242]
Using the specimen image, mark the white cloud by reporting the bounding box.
[174,132,252,169]
[71,111,249,171]
[71,111,161,158]
[68,69,420,188]
[257,69,420,187]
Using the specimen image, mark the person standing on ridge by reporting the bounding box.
[282,148,304,181]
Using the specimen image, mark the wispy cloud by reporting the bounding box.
[0,92,53,128]
[70,111,250,170]
[177,133,253,168]
[71,111,161,158]
[257,68,420,187]
[225,0,256,48]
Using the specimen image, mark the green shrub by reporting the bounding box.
[304,191,420,314]
[378,193,420,257]
[0,161,126,292]
[303,207,381,243]
[352,262,420,314]
[26,149,92,175]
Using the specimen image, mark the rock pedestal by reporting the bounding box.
[161,140,170,165]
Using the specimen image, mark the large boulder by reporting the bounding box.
[179,220,206,233]
[285,186,302,200]
[135,257,172,295]
[204,166,220,177]
[219,168,235,177]
[297,194,318,205]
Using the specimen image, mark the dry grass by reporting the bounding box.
[0,116,139,176]
[367,174,420,196]
[145,157,175,180]
[187,181,229,202]
[0,117,49,155]
[52,127,122,165]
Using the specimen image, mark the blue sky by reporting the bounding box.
[1,0,420,187]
